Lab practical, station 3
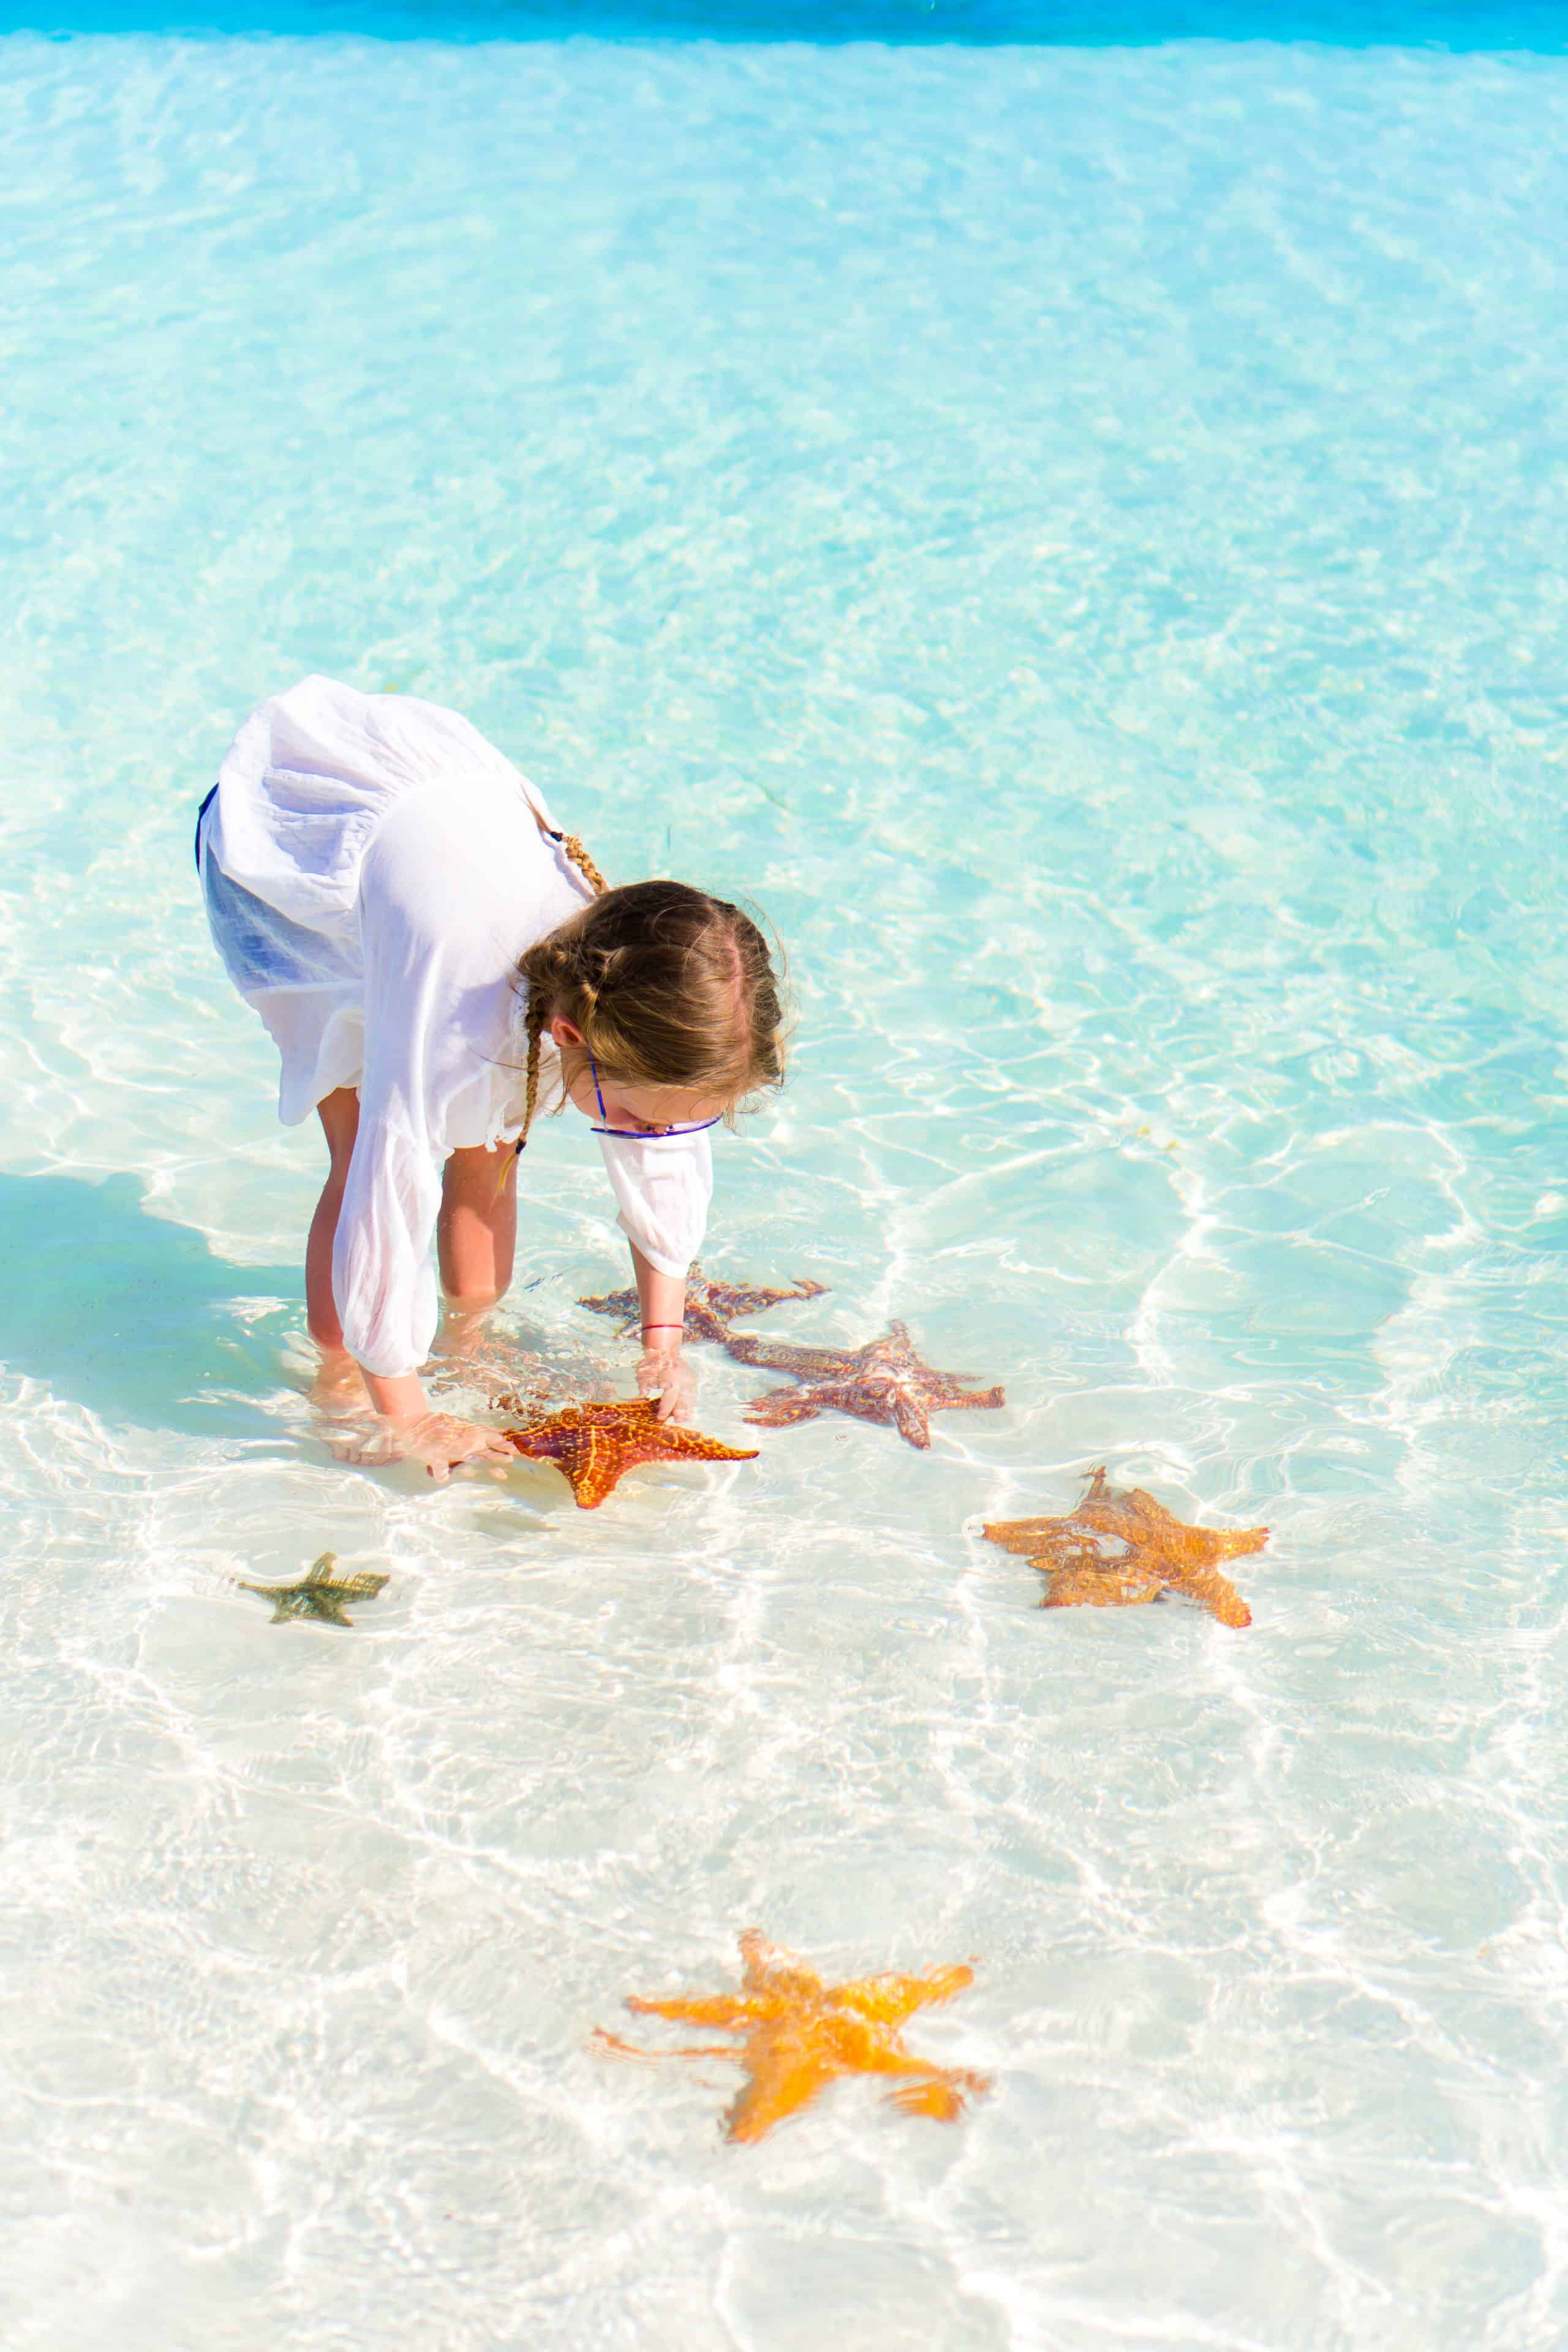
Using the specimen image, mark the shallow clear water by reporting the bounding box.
[4,26,1568,2350]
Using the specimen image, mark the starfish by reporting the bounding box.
[578,1262,829,1346]
[592,1929,989,2143]
[983,1466,1267,1627]
[726,1319,1005,1451]
[237,1551,389,1627]
[501,1397,759,1509]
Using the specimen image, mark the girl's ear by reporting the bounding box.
[549,1014,586,1048]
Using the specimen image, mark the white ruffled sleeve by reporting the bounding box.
[334,1110,444,1378]
[597,1128,713,1280]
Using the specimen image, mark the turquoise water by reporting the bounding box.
[6,1,1567,47]
[5,25,1568,2350]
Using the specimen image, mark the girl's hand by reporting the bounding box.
[636,1344,697,1425]
[331,1411,514,1482]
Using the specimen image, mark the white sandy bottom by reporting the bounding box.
[2,29,1568,2351]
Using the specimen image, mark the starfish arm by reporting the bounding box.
[710,1278,828,1321]
[708,1286,785,1320]
[890,1390,933,1450]
[590,2028,742,2066]
[738,1931,825,1999]
[1169,1565,1254,1627]
[682,1305,731,1344]
[723,2050,842,2143]
[578,1286,644,1334]
[726,1337,857,1380]
[626,1993,763,2029]
[1210,1524,1270,1561]
[741,1390,825,1428]
[835,1964,974,2024]
[881,2062,992,2120]
[503,1423,559,1458]
[982,1515,1081,1557]
[568,1434,620,1509]
[662,1427,762,1464]
[945,1384,1006,1411]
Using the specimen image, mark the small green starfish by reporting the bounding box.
[238,1551,388,1628]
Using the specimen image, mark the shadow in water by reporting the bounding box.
[0,1170,301,1442]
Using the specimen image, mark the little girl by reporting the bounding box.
[196,675,785,1478]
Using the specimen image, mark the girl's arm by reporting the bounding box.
[362,1367,428,1419]
[631,1241,697,1424]
[601,1133,710,1427]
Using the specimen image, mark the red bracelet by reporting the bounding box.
[641,1323,683,1334]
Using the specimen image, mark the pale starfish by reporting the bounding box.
[238,1552,388,1628]
[578,1263,829,1346]
[502,1397,759,1509]
[984,1466,1267,1627]
[727,1320,1004,1451]
[592,1929,989,2143]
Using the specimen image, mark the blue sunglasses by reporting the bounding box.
[586,1053,724,1142]
[505,1049,722,1188]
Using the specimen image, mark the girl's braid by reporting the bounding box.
[557,831,608,899]
[519,824,608,1151]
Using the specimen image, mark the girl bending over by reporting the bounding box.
[197,676,785,1477]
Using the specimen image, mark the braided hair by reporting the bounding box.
[521,826,608,1145]
[512,828,785,1156]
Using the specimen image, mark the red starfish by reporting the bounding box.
[727,1319,1005,1452]
[502,1397,759,1509]
[578,1262,829,1346]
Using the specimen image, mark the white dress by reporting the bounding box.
[198,676,712,1378]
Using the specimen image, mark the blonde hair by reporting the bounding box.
[514,835,786,1148]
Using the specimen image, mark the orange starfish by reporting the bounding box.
[501,1397,759,1509]
[578,1263,829,1346]
[984,1465,1267,1626]
[592,1929,989,2143]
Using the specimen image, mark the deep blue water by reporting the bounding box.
[3,0,1564,45]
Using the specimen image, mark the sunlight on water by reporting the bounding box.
[3,27,1568,2350]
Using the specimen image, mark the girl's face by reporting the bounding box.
[549,1016,728,1139]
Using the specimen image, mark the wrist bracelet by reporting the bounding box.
[641,1323,683,1334]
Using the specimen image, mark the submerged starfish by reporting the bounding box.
[237,1551,389,1628]
[592,1929,989,2143]
[501,1397,760,1509]
[726,1320,1005,1452]
[578,1263,829,1346]
[983,1466,1267,1627]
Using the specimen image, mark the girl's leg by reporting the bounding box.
[307,1087,360,1351]
[438,1144,517,1311]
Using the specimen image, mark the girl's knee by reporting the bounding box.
[443,1281,508,1312]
